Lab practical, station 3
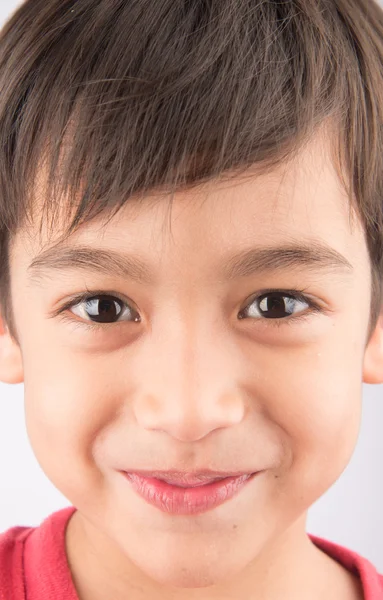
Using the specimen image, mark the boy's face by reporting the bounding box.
[2,131,383,593]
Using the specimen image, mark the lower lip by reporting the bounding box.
[122,472,260,515]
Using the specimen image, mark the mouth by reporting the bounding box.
[121,470,262,515]
[122,469,256,487]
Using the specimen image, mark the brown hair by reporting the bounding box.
[0,0,382,346]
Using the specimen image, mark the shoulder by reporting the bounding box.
[0,507,77,600]
[309,533,383,599]
[0,522,35,599]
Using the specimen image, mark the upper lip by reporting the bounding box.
[124,469,256,486]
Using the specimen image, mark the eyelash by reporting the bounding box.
[55,287,323,334]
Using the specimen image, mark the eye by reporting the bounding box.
[56,288,321,333]
[62,292,141,329]
[238,290,320,323]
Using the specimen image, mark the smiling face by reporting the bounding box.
[1,131,382,597]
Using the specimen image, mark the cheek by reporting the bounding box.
[258,338,364,505]
[22,352,117,505]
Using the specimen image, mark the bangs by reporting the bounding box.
[0,0,364,245]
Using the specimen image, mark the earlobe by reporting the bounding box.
[362,314,383,384]
[0,314,24,384]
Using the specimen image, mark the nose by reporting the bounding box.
[132,323,246,442]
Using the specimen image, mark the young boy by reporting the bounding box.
[0,0,382,598]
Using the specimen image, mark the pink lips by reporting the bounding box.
[122,471,260,515]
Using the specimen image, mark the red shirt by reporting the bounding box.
[0,506,382,599]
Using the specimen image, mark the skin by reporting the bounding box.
[0,129,382,600]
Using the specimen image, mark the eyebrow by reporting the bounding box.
[222,240,354,280]
[27,240,354,286]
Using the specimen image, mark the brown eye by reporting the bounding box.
[239,292,310,320]
[70,295,140,324]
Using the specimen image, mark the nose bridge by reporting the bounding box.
[133,303,246,442]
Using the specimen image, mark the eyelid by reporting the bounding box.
[52,290,140,333]
[55,287,315,313]
[52,286,325,334]
[242,288,318,310]
[239,288,323,324]
[51,288,136,318]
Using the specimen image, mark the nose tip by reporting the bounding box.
[134,392,245,442]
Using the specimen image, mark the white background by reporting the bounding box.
[0,0,382,572]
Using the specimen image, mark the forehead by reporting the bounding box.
[11,129,368,276]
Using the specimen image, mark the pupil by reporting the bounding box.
[261,294,287,319]
[86,297,121,323]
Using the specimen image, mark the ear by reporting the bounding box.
[363,313,383,384]
[0,312,24,384]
